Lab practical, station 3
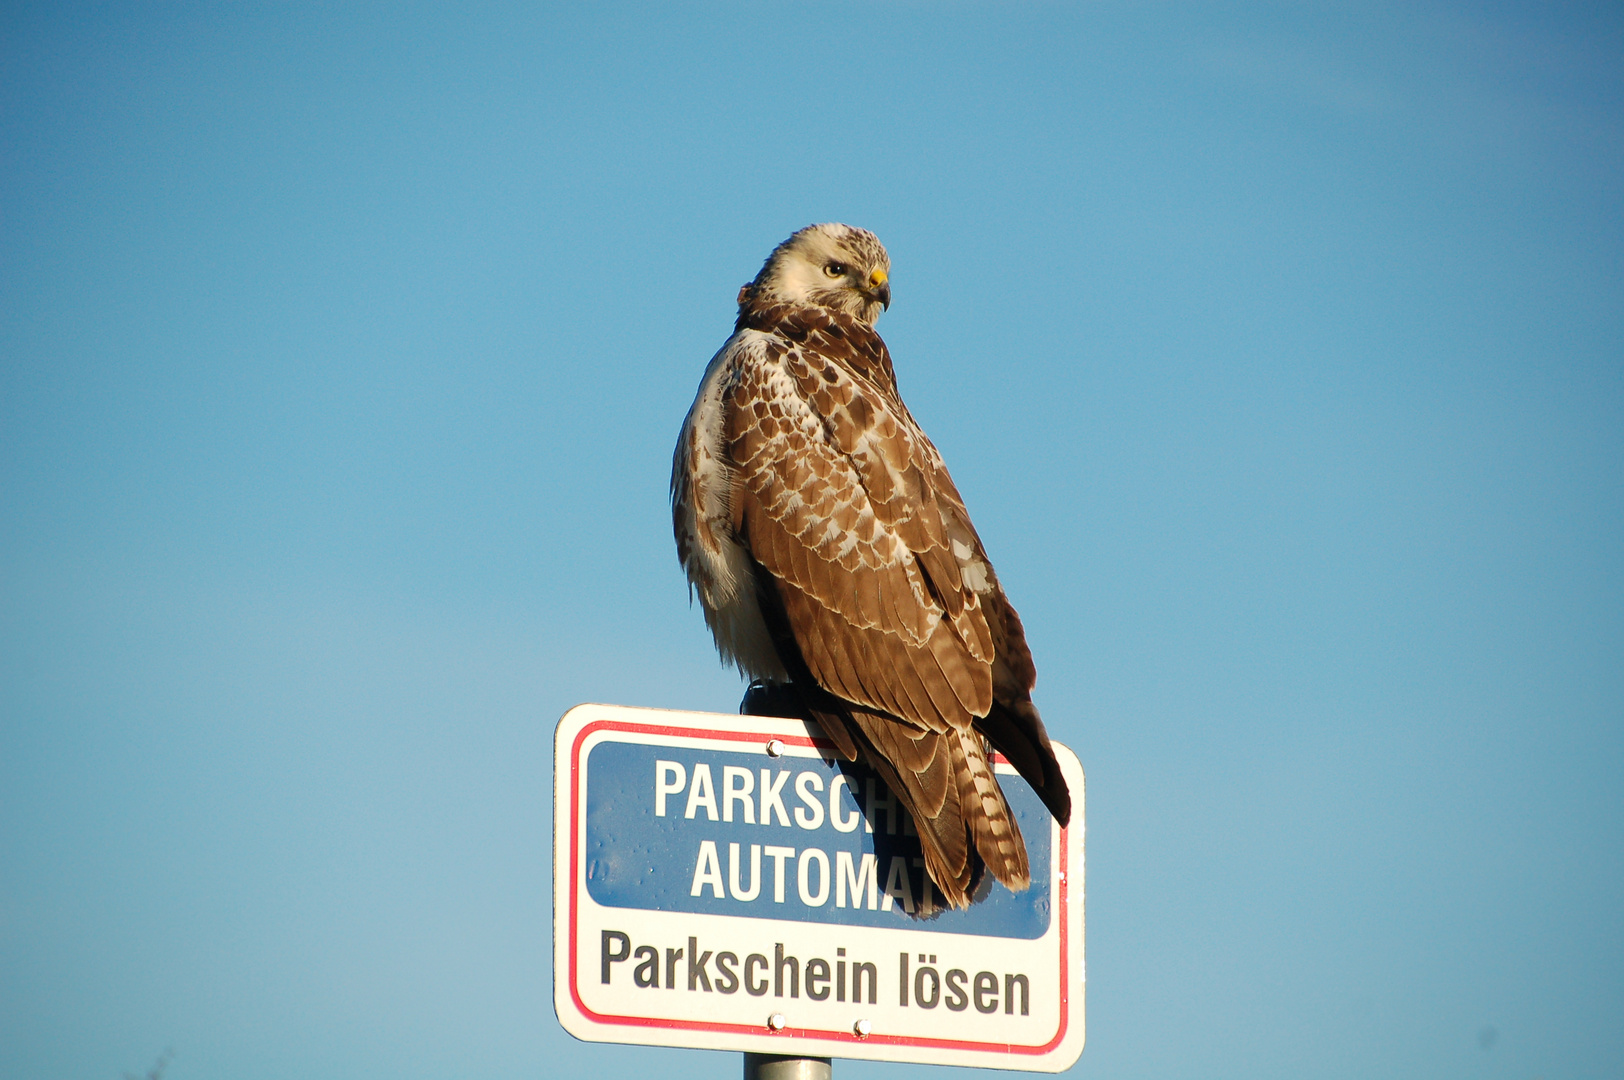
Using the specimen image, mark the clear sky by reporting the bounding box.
[2,4,1620,1079]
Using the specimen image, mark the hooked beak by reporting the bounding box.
[867,268,890,310]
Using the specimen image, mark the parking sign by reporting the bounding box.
[554,703,1084,1071]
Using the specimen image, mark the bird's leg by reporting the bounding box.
[739,680,812,721]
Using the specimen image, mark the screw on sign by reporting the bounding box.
[553,704,1085,1073]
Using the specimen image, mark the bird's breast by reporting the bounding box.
[674,332,789,683]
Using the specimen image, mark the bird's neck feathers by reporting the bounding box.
[734,289,899,394]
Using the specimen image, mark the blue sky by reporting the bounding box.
[2,3,1620,1079]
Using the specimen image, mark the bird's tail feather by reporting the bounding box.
[741,681,1031,909]
[951,728,1029,891]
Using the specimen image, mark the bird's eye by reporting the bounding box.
[823,262,847,278]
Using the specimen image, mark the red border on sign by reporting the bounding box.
[566,718,1071,1055]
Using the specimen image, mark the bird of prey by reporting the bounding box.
[672,223,1070,908]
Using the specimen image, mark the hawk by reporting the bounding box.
[672,223,1070,908]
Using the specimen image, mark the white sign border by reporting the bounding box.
[553,702,1085,1072]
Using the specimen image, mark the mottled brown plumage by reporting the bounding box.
[672,224,1069,907]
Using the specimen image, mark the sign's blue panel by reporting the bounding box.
[583,739,1053,939]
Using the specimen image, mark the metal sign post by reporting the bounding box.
[744,1052,831,1080]
[553,703,1085,1072]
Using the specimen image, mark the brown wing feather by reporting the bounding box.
[727,335,993,730]
[717,300,1066,901]
[845,711,972,905]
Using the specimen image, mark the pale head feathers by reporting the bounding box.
[747,223,892,324]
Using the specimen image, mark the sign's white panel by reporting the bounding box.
[553,703,1084,1071]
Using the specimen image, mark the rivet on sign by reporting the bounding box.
[853,1019,873,1038]
[768,1012,787,1031]
[765,739,785,757]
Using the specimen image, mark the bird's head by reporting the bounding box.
[746,223,892,324]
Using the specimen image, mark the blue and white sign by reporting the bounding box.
[553,703,1085,1071]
